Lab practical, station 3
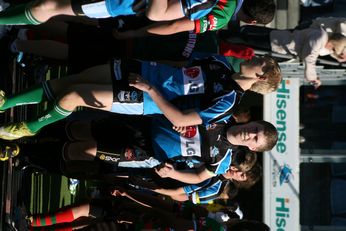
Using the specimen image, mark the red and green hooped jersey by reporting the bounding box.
[194,0,238,34]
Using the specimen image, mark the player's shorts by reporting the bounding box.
[71,0,146,18]
[109,59,144,115]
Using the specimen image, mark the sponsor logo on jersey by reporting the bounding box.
[180,126,201,157]
[183,126,197,138]
[117,91,139,102]
[182,66,205,95]
[98,154,120,163]
[184,67,200,78]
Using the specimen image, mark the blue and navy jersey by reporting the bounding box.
[181,0,219,20]
[151,118,234,175]
[142,55,244,126]
[184,175,228,204]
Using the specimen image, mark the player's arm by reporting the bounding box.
[146,0,185,21]
[156,163,214,184]
[114,18,195,38]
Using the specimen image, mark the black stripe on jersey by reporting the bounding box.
[181,0,218,18]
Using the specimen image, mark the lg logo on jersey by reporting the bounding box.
[180,126,202,157]
[182,66,205,95]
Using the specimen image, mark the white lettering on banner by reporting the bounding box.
[180,126,202,157]
[182,66,205,95]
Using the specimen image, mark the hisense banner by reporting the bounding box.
[263,78,300,231]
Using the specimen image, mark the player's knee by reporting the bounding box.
[59,88,82,109]
[35,0,65,12]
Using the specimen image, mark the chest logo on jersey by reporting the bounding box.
[182,66,205,95]
[210,146,219,158]
[208,15,218,30]
[180,126,202,157]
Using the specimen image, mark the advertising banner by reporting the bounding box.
[263,78,300,231]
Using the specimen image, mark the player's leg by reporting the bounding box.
[29,203,90,227]
[0,0,74,25]
[0,64,112,113]
[0,83,113,140]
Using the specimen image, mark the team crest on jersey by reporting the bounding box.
[209,15,218,30]
[206,123,217,130]
[182,66,204,95]
[210,146,219,158]
[180,126,201,157]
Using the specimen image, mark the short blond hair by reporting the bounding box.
[249,55,282,94]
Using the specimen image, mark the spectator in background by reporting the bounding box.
[220,25,346,88]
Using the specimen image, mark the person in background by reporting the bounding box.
[220,25,346,88]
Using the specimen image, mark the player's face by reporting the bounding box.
[225,169,247,181]
[240,57,266,80]
[227,122,266,151]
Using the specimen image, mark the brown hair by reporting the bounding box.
[223,163,263,199]
[249,55,282,94]
[231,146,257,172]
[242,0,276,24]
[234,163,263,189]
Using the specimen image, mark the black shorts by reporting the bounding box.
[109,59,143,103]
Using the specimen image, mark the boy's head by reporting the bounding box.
[231,146,257,172]
[224,147,257,181]
[240,55,281,95]
[226,120,278,152]
[327,33,346,58]
[238,0,276,25]
[225,163,262,198]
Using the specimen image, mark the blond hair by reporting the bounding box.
[249,55,282,94]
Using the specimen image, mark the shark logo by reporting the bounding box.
[279,164,293,185]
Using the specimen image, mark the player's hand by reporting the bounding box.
[155,162,175,178]
[128,73,152,92]
[172,126,187,134]
[111,188,126,197]
[309,78,321,89]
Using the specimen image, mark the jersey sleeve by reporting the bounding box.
[194,0,237,34]
[204,149,232,175]
[184,179,225,204]
[198,90,239,125]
